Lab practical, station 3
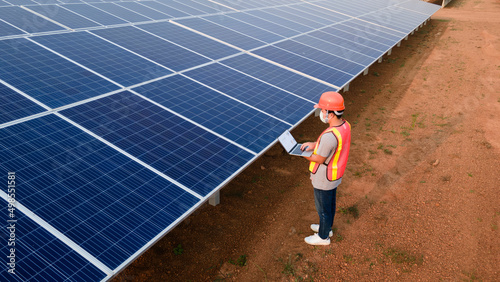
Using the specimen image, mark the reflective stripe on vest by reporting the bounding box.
[309,120,351,181]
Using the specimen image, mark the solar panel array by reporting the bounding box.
[0,0,440,280]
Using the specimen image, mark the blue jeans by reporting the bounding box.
[314,188,337,239]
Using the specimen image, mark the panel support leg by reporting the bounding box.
[343,83,349,92]
[363,67,369,76]
[378,56,383,63]
[397,41,401,47]
[405,35,408,40]
[387,48,392,56]
[209,191,220,206]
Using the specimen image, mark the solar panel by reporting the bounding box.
[0,0,441,280]
[138,22,239,60]
[60,91,254,196]
[114,1,170,20]
[219,54,332,100]
[31,31,173,87]
[183,63,314,124]
[154,0,207,16]
[25,5,100,29]
[201,14,285,44]
[225,11,300,38]
[4,0,37,5]
[0,83,46,124]
[291,35,376,66]
[0,6,64,33]
[263,7,325,29]
[89,2,153,23]
[174,17,265,50]
[273,40,366,75]
[245,9,312,33]
[307,30,383,58]
[0,38,119,108]
[136,0,189,18]
[0,211,106,281]
[90,26,211,71]
[133,74,290,152]
[61,4,128,25]
[0,20,25,37]
[0,113,200,276]
[252,45,354,88]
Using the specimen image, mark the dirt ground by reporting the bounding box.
[114,0,500,281]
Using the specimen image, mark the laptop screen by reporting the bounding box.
[278,130,297,153]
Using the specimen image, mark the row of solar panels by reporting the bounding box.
[0,0,313,36]
[0,0,441,280]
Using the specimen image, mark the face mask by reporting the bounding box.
[320,111,329,124]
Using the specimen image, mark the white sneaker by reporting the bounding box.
[310,224,333,237]
[304,233,330,245]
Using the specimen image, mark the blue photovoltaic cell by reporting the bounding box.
[138,22,239,60]
[4,0,37,4]
[220,54,332,101]
[308,30,383,59]
[134,75,290,152]
[32,32,173,87]
[61,91,254,197]
[90,2,153,22]
[252,46,353,88]
[0,83,45,124]
[246,9,312,33]
[332,23,399,47]
[91,26,210,71]
[320,26,391,52]
[0,114,200,269]
[0,38,119,108]
[115,1,170,20]
[184,63,314,124]
[175,17,264,50]
[226,12,300,38]
[274,40,365,76]
[359,7,431,34]
[172,0,223,13]
[0,6,63,33]
[0,20,24,36]
[26,5,100,29]
[337,19,404,41]
[0,210,106,281]
[292,35,376,66]
[58,0,84,3]
[155,0,208,15]
[202,0,255,10]
[288,4,351,24]
[138,0,189,18]
[313,0,385,17]
[62,4,128,25]
[263,7,324,29]
[202,14,284,44]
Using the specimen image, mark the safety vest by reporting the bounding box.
[309,120,351,181]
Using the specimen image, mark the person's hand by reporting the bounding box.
[301,142,315,151]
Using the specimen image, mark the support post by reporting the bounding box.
[363,67,369,75]
[343,84,349,92]
[405,35,408,40]
[209,191,220,206]
[378,56,383,63]
[387,48,392,56]
[397,41,401,47]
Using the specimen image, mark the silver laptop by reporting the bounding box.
[278,130,313,157]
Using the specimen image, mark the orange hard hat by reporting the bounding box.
[314,91,345,111]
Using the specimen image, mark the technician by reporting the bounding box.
[300,91,351,245]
